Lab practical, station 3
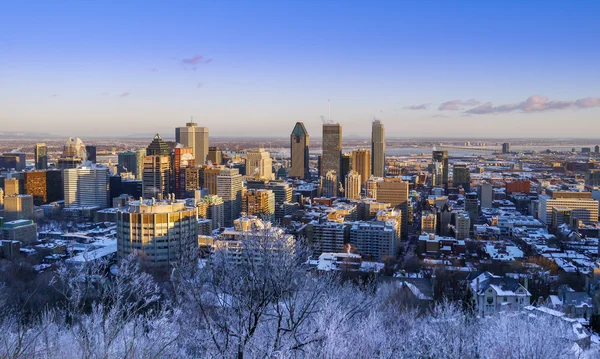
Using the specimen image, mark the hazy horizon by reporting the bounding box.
[1,1,599,138]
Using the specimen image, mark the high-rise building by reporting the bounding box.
[585,169,600,187]
[171,146,195,199]
[197,195,225,230]
[344,170,361,200]
[322,123,342,176]
[290,122,310,179]
[480,182,493,209]
[432,150,449,188]
[4,178,19,196]
[453,164,471,190]
[3,195,34,221]
[143,155,170,199]
[246,148,273,180]
[85,145,97,163]
[421,211,437,234]
[146,134,171,156]
[56,157,82,170]
[305,220,348,256]
[376,178,409,237]
[595,145,600,154]
[0,219,37,244]
[24,171,47,205]
[350,221,398,261]
[175,122,209,165]
[208,146,223,166]
[242,189,275,222]
[117,198,198,268]
[371,120,385,177]
[265,182,293,221]
[0,153,26,171]
[63,166,110,208]
[118,151,138,176]
[321,170,338,198]
[217,168,243,227]
[502,143,511,154]
[537,192,599,225]
[455,212,470,240]
[351,148,371,187]
[464,192,479,226]
[34,143,48,170]
[202,167,222,195]
[340,153,352,179]
[63,137,86,158]
[45,170,63,203]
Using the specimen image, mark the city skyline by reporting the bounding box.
[1,1,599,138]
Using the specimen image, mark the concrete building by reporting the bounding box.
[455,212,470,240]
[24,171,48,205]
[197,195,225,230]
[344,170,361,200]
[480,182,493,209]
[306,220,348,256]
[290,122,310,179]
[0,153,26,171]
[207,146,223,166]
[537,192,599,225]
[64,166,110,209]
[118,151,145,179]
[351,148,371,188]
[116,198,198,268]
[217,168,243,227]
[421,211,437,234]
[3,195,34,221]
[350,221,397,261]
[202,167,222,195]
[0,219,37,244]
[375,178,409,237]
[371,119,385,178]
[453,164,471,190]
[265,182,293,221]
[63,137,86,158]
[171,146,195,199]
[322,123,342,177]
[176,122,209,165]
[242,189,275,222]
[34,143,48,170]
[464,192,479,226]
[143,155,170,199]
[502,143,511,154]
[246,148,273,180]
[4,178,19,196]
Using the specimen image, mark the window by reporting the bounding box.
[487,297,493,304]
[503,297,507,302]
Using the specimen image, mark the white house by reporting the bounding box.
[469,271,531,317]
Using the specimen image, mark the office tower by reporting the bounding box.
[135,149,146,180]
[118,151,138,176]
[171,146,195,199]
[197,195,225,230]
[121,179,143,199]
[537,191,599,225]
[596,145,600,154]
[345,170,361,200]
[202,167,222,195]
[455,212,470,240]
[0,219,37,244]
[146,134,171,156]
[290,122,310,179]
[366,177,378,199]
[45,170,63,203]
[322,123,342,176]
[371,119,385,177]
[480,182,493,209]
[208,146,223,166]
[265,182,293,221]
[63,137,86,158]
[432,150,449,188]
[110,175,124,201]
[34,143,48,170]
[217,168,243,227]
[0,153,26,171]
[351,148,371,187]
[421,211,437,234]
[4,195,34,221]
[242,189,275,222]
[438,204,452,236]
[305,220,349,256]
[85,145,97,163]
[143,155,170,199]
[375,178,409,237]
[464,192,479,225]
[502,143,511,154]
[585,170,600,187]
[176,121,209,165]
[24,171,47,205]
[63,166,110,208]
[349,221,398,261]
[4,178,19,196]
[117,198,198,268]
[56,157,82,170]
[246,148,273,180]
[340,153,352,179]
[453,164,471,190]
[321,170,338,198]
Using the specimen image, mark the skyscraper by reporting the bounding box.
[322,123,342,176]
[143,155,170,199]
[85,145,97,163]
[118,151,138,176]
[502,143,511,154]
[24,171,47,205]
[351,148,371,187]
[376,178,409,237]
[176,122,209,165]
[63,137,86,158]
[171,146,195,199]
[242,189,275,222]
[345,170,361,200]
[371,120,385,177]
[34,143,48,170]
[290,122,310,179]
[63,166,110,208]
[246,148,273,180]
[432,150,449,188]
[453,163,471,190]
[321,170,338,198]
[208,146,223,166]
[146,134,171,156]
[217,168,243,227]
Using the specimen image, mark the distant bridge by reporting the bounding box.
[437,145,500,153]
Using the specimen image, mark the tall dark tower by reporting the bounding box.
[322,123,342,176]
[290,122,310,179]
[432,150,449,189]
[371,119,385,177]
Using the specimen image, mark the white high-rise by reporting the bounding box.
[63,166,110,208]
[217,168,243,227]
[176,121,209,165]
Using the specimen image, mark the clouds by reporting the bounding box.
[404,103,430,110]
[465,95,600,114]
[438,99,480,111]
[119,92,130,97]
[181,55,212,70]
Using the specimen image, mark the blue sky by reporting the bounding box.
[1,0,599,138]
